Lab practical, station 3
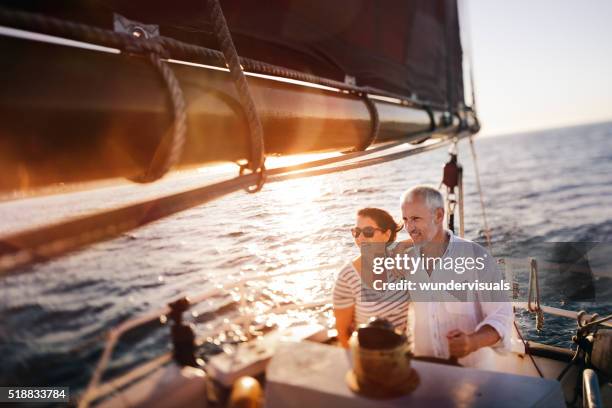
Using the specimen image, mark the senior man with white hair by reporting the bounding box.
[399,185,513,369]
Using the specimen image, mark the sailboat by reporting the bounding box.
[0,1,610,407]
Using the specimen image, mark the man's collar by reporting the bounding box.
[419,229,451,257]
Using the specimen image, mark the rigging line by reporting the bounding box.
[513,319,545,378]
[527,258,545,332]
[268,137,463,183]
[205,0,265,173]
[268,135,439,180]
[0,131,466,275]
[267,125,458,175]
[468,135,492,249]
[131,52,187,183]
[510,261,544,378]
[242,126,449,178]
[354,94,380,151]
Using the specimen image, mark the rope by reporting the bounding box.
[355,94,380,151]
[0,6,168,56]
[239,163,266,193]
[518,260,544,377]
[506,266,545,378]
[527,258,545,332]
[555,312,612,406]
[502,260,545,378]
[205,0,265,175]
[468,135,492,249]
[131,52,187,182]
[457,157,465,237]
[0,131,469,275]
[577,311,612,333]
[513,320,544,378]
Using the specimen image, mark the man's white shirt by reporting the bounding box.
[403,231,514,369]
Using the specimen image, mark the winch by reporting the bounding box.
[346,318,419,398]
[591,329,612,377]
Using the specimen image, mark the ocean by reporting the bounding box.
[1,121,611,394]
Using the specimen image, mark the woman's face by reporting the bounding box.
[353,215,391,247]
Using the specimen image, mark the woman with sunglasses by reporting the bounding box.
[333,207,410,348]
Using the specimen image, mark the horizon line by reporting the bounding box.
[479,118,612,139]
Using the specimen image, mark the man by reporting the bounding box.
[399,185,513,368]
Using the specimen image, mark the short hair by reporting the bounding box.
[400,185,444,212]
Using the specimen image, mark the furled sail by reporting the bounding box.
[0,0,471,191]
[2,0,465,110]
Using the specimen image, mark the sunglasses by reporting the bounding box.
[351,226,384,238]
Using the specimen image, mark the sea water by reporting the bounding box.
[1,121,611,391]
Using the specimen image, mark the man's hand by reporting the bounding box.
[447,325,501,359]
[447,329,475,358]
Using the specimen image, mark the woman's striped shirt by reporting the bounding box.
[333,261,410,331]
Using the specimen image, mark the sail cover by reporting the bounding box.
[2,0,464,110]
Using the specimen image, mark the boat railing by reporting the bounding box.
[79,267,332,406]
[80,258,610,406]
[583,369,603,408]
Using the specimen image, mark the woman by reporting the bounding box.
[333,207,410,348]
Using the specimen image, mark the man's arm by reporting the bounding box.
[447,325,500,358]
[447,245,514,358]
[396,238,414,246]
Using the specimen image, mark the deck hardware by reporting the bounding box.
[168,297,198,366]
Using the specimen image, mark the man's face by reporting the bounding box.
[401,197,443,244]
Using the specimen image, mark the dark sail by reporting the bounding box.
[2,0,465,110]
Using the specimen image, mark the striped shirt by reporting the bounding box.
[333,261,410,331]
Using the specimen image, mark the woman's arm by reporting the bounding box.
[395,238,414,249]
[333,262,358,348]
[334,306,355,348]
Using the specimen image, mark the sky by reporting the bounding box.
[462,0,612,136]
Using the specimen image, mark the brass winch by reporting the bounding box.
[346,318,419,398]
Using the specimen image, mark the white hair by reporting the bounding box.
[400,185,444,212]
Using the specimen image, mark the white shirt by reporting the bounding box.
[404,231,513,369]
